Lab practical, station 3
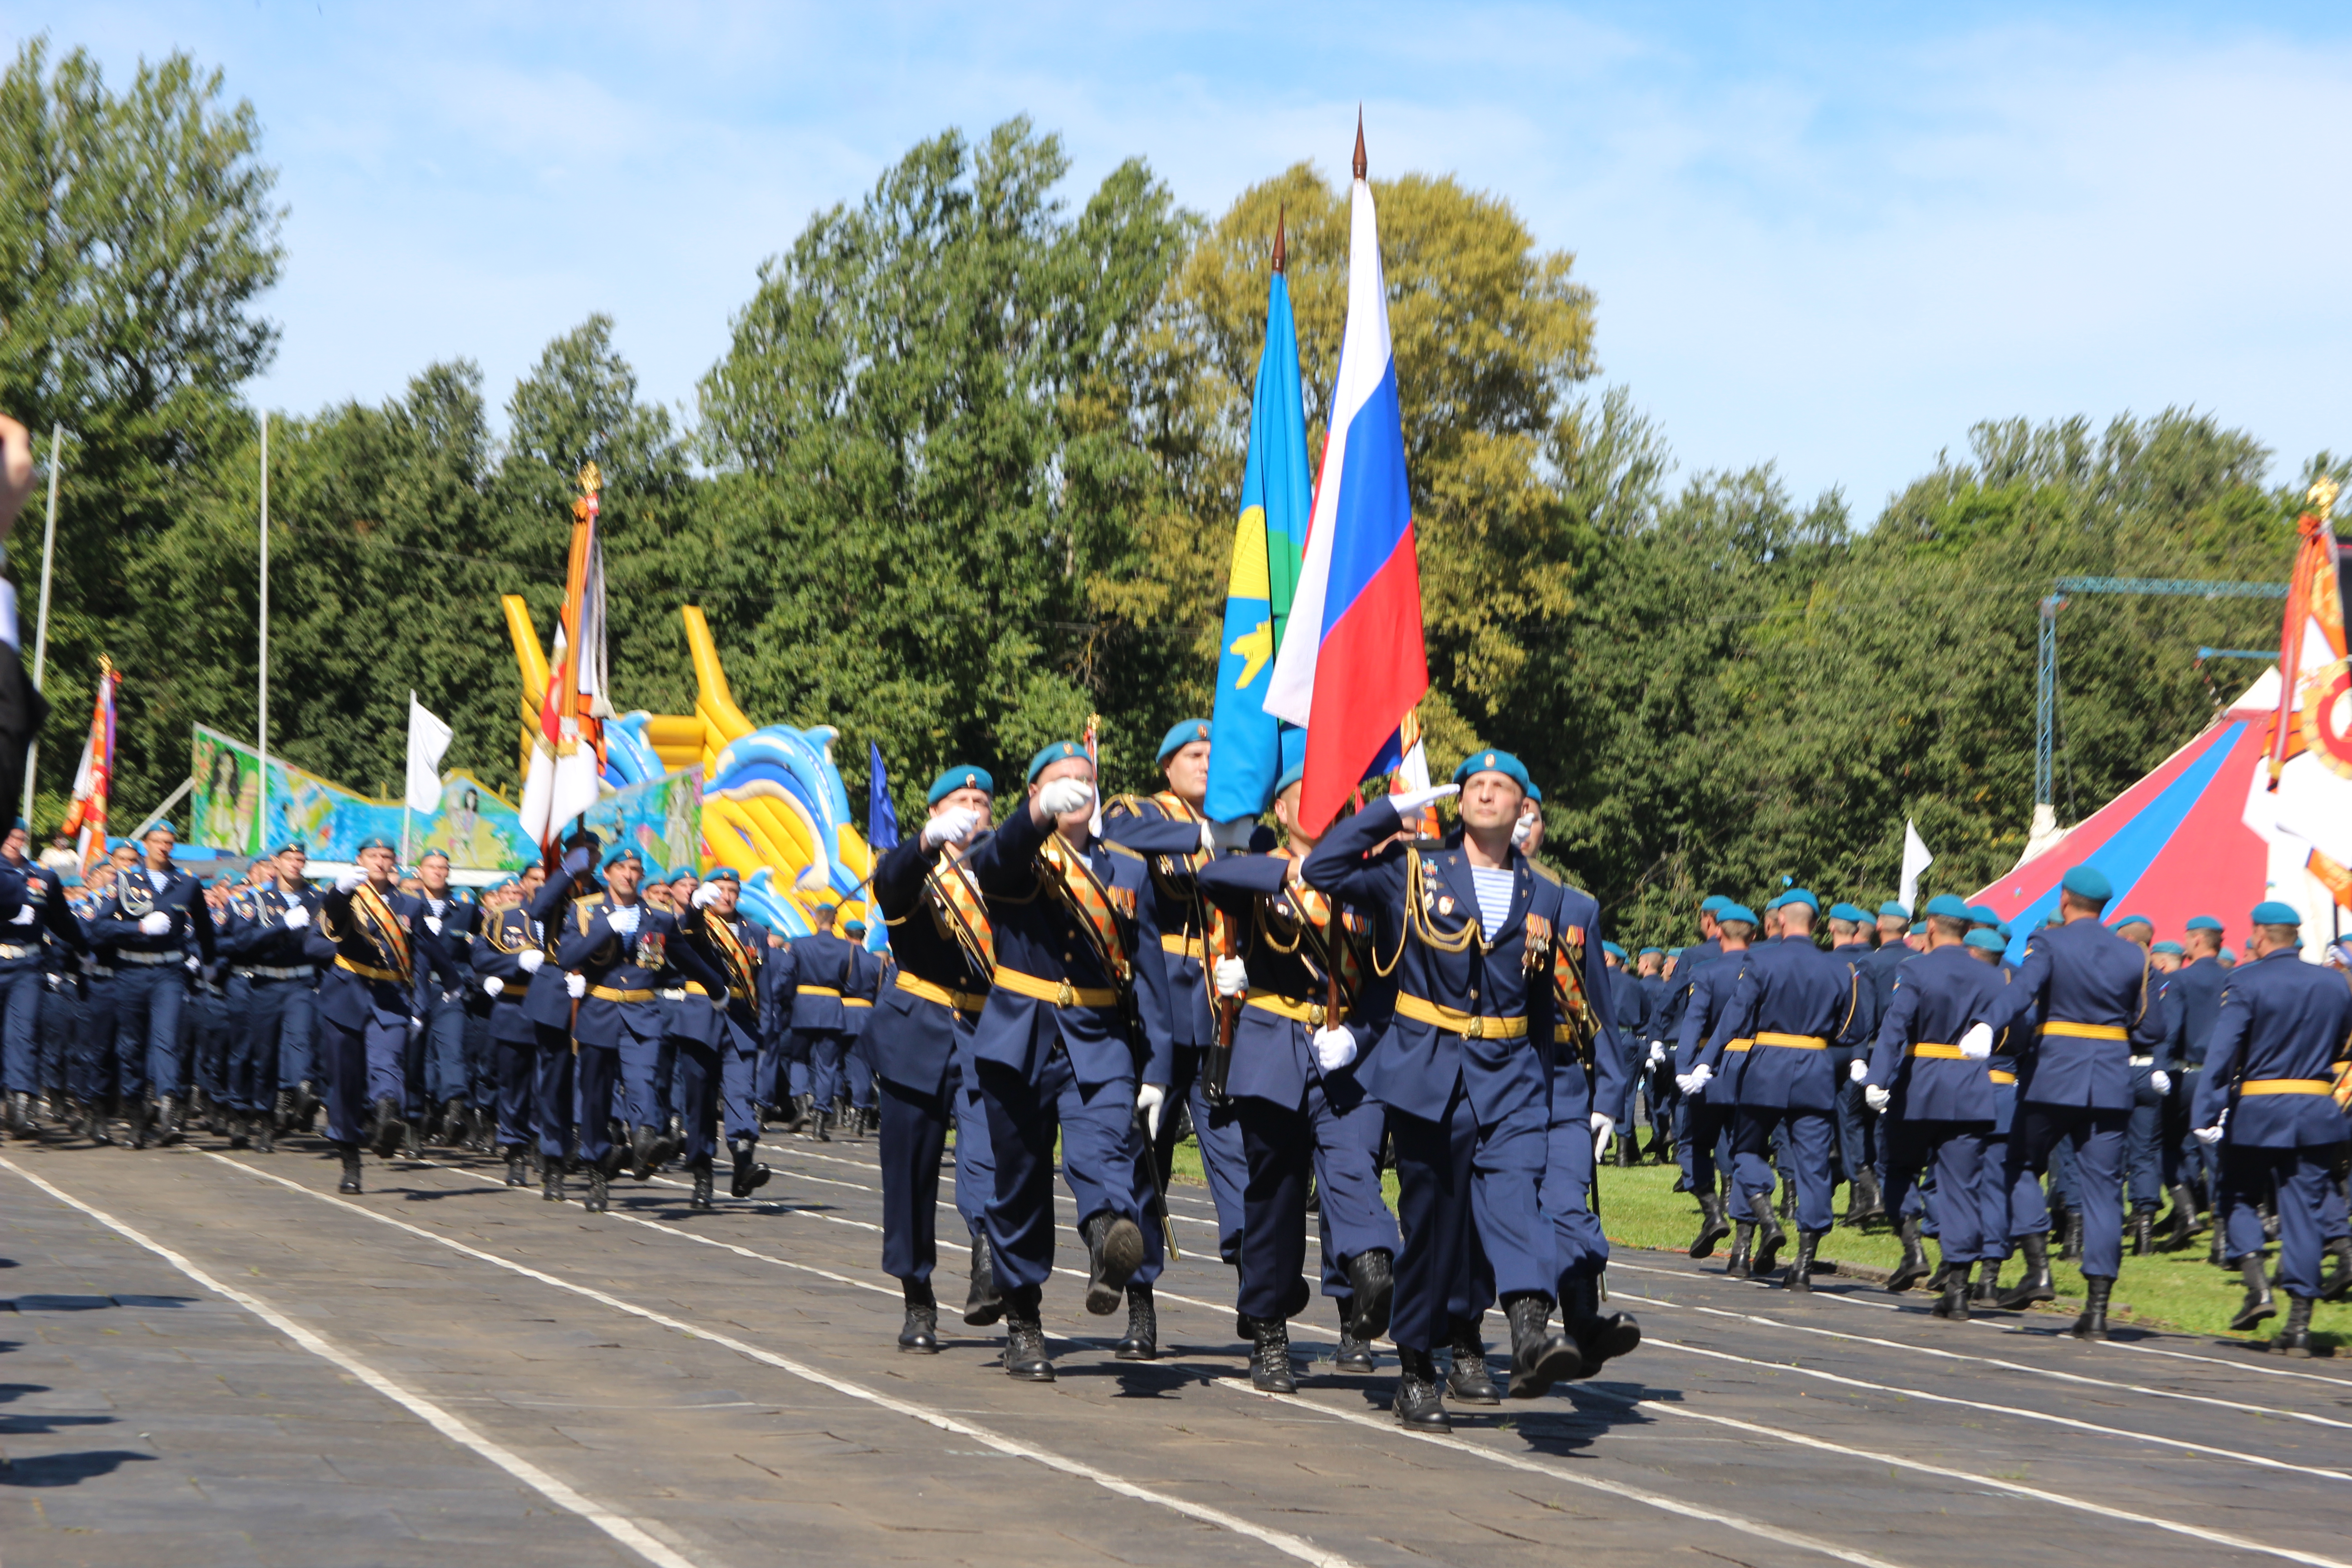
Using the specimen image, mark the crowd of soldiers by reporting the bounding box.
[0,718,2346,1414]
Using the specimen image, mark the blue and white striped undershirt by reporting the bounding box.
[1469,867,1514,931]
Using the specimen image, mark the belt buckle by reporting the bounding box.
[1308,1002,1325,1027]
[1055,980,1075,1008]
[1464,1014,1484,1040]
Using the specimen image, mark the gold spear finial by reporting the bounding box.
[578,461,602,497]
[2308,474,2338,523]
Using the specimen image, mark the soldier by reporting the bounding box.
[1661,896,1729,1196]
[1303,752,1582,1431]
[2101,911,2182,1255]
[866,766,1003,1352]
[2166,914,2229,1254]
[1961,864,2168,1339]
[784,902,864,1142]
[1600,941,1645,1166]
[88,823,216,1146]
[70,853,132,1142]
[839,916,882,1137]
[1635,947,1673,1161]
[1673,905,1757,1269]
[1862,895,2007,1319]
[962,740,1173,1382]
[220,843,320,1153]
[472,865,549,1187]
[407,850,480,1148]
[1102,718,1251,1269]
[1690,889,1872,1290]
[555,845,681,1214]
[1828,902,1886,1224]
[1,819,80,1135]
[522,833,600,1200]
[2189,901,2352,1352]
[310,836,422,1193]
[1196,762,1398,1389]
[652,868,752,1210]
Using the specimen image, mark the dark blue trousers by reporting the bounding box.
[113,964,184,1100]
[2125,1063,2165,1212]
[74,976,123,1106]
[804,1027,853,1107]
[1539,1104,1609,1289]
[878,1055,997,1284]
[978,1053,1154,1294]
[532,1023,576,1161]
[1386,1081,1548,1353]
[2221,1143,2351,1294]
[617,1029,666,1133]
[1735,1107,1835,1232]
[573,1042,621,1167]
[0,965,44,1093]
[1886,1118,1990,1263]
[490,1024,536,1151]
[722,1038,763,1142]
[417,989,469,1109]
[2014,1105,2127,1278]
[1233,1078,1396,1322]
[318,1010,400,1145]
[226,976,311,1115]
[1685,1095,1755,1220]
[670,1037,721,1166]
[1157,1044,1250,1264]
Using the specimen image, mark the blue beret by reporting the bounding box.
[2251,900,2302,926]
[9,818,23,833]
[2185,914,2223,932]
[2060,864,2112,904]
[1450,749,1530,792]
[1718,903,1758,925]
[1829,902,1865,922]
[276,839,308,856]
[1779,888,1819,913]
[1997,922,2013,940]
[1157,719,1213,763]
[1910,921,1927,935]
[355,834,395,853]
[1667,946,1685,957]
[2152,940,2185,956]
[706,866,740,883]
[1525,782,1542,804]
[1026,741,1089,783]
[1602,941,1626,959]
[1925,893,1972,920]
[1639,946,1662,956]
[843,919,867,937]
[1877,899,1909,919]
[1965,903,1999,926]
[1274,761,1304,798]
[1964,929,2008,953]
[603,846,642,869]
[2111,911,2155,930]
[1700,895,1730,915]
[927,765,995,806]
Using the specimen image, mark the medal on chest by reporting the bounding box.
[634,931,666,970]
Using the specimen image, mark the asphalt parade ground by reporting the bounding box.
[4,1132,2350,1568]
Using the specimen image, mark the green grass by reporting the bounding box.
[1592,1156,2348,1348]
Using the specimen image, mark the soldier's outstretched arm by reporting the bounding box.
[1299,798,1406,903]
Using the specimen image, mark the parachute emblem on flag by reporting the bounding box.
[2301,657,2352,781]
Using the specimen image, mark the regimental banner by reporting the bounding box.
[189,725,699,876]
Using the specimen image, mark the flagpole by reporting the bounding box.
[257,408,270,855]
[21,423,61,823]
[401,690,414,866]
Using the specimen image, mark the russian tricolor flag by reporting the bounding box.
[1264,125,1429,834]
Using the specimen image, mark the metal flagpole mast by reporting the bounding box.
[21,424,61,823]
[401,691,414,866]
[257,409,270,855]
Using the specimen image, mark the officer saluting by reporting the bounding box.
[2188,900,2352,1353]
[866,765,1003,1353]
[1962,864,2168,1339]
[1303,751,1580,1432]
[961,740,1173,1382]
[310,835,421,1193]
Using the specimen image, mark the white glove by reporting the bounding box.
[282,905,309,931]
[2150,1069,2171,1096]
[607,904,641,936]
[184,953,199,971]
[1864,1084,1891,1113]
[1198,822,1216,854]
[1676,1063,1713,1095]
[1387,783,1459,818]
[565,971,587,999]
[1208,818,1257,854]
[1511,813,1536,849]
[691,881,723,909]
[1313,1025,1357,1072]
[482,975,505,997]
[1957,1023,1994,1060]
[1647,1039,1666,1065]
[423,914,443,936]
[9,904,34,926]
[137,911,172,936]
[1590,1112,1615,1160]
[1212,956,1249,997]
[922,806,982,850]
[1037,778,1093,818]
[517,947,546,974]
[336,870,363,893]
[1849,1057,1869,1083]
[2192,1123,2224,1146]
[1136,1083,1166,1139]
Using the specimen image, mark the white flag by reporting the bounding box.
[1899,818,1934,912]
[406,692,454,814]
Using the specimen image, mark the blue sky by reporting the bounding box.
[13,2,2351,516]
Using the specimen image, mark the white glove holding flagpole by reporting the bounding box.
[565,971,586,999]
[1136,1083,1166,1139]
[1387,783,1458,818]
[1212,957,1249,997]
[1313,1026,1357,1072]
[1590,1112,1614,1160]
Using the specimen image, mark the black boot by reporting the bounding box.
[371,1095,406,1160]
[543,1161,567,1203]
[2271,1294,2315,1356]
[1932,1266,1971,1321]
[2165,1182,2204,1248]
[1002,1287,1054,1382]
[1445,1317,1501,1405]
[1248,1314,1296,1392]
[689,1158,715,1211]
[1785,1229,1822,1292]
[2319,1236,2352,1303]
[809,1100,833,1142]
[6,1090,32,1139]
[729,1139,770,1199]
[440,1098,466,1149]
[1334,1297,1376,1373]
[1972,1258,2003,1305]
[898,1279,940,1354]
[1346,1247,1394,1342]
[1887,1217,1930,1292]
[505,1147,529,1187]
[1393,1347,1449,1431]
[1726,1220,1756,1279]
[2229,1254,2277,1332]
[1561,1272,1641,1376]
[336,1143,363,1195]
[1080,1210,1145,1317]
[1846,1167,1885,1226]
[1749,1196,1788,1277]
[1689,1191,1731,1259]
[584,1165,609,1214]
[629,1122,658,1181]
[2131,1209,2154,1257]
[1503,1292,1581,1399]
[963,1230,1004,1326]
[1116,1282,1158,1361]
[156,1094,183,1147]
[1778,1180,1796,1221]
[1997,1231,2056,1309]
[2210,1220,2229,1268]
[2073,1275,2113,1341]
[1926,1254,1954,1295]
[2059,1206,2084,1261]
[225,1110,250,1151]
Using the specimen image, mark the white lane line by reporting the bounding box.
[1612,1257,2352,1387]
[1640,1333,2352,1484]
[1569,1381,2352,1568]
[1208,1379,1906,1568]
[194,1151,1361,1568]
[0,1157,701,1568]
[1612,1291,2352,1434]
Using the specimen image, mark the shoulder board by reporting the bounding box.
[1104,841,1145,862]
[1526,860,1560,886]
[1104,794,1149,818]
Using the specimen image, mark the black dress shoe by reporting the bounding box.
[336,1144,363,1195]
[1115,1283,1158,1360]
[1247,1314,1296,1392]
[689,1159,715,1210]
[963,1231,1004,1326]
[1845,1167,1885,1226]
[1393,1349,1450,1431]
[1334,1327,1377,1374]
[899,1282,941,1354]
[1346,1247,1394,1342]
[629,1122,658,1181]
[1503,1293,1582,1399]
[1445,1318,1501,1405]
[1081,1210,1145,1316]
